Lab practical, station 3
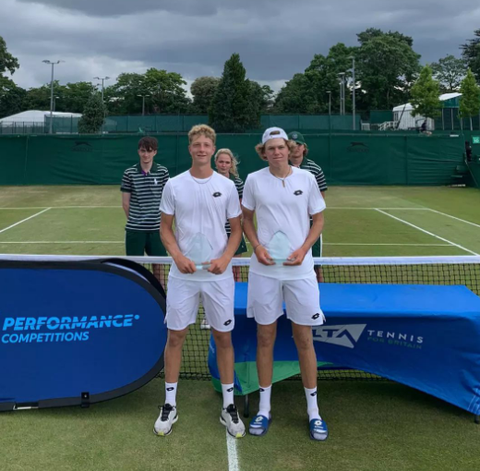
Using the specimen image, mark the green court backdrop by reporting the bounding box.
[0,133,476,187]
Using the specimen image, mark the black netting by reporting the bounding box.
[139,258,480,381]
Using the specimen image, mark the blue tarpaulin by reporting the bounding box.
[209,283,480,415]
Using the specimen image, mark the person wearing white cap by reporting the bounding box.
[242,127,328,441]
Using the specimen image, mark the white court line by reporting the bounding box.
[0,206,424,211]
[0,241,124,244]
[226,431,240,471]
[424,208,480,230]
[0,208,51,235]
[375,209,480,256]
[0,241,452,247]
[324,243,451,247]
[327,207,426,210]
[0,206,120,210]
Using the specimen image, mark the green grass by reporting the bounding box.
[1,185,480,470]
[1,185,480,257]
[1,379,479,471]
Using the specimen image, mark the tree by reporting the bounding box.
[78,92,107,133]
[190,77,220,113]
[459,69,480,130]
[62,82,97,113]
[0,36,19,76]
[275,43,356,114]
[0,77,26,118]
[106,68,190,115]
[356,28,421,110]
[247,81,275,115]
[430,55,467,92]
[275,73,319,113]
[22,83,56,111]
[461,30,480,83]
[209,53,260,132]
[410,65,442,125]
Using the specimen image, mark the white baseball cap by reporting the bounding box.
[262,127,289,144]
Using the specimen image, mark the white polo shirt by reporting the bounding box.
[242,167,326,280]
[160,170,242,281]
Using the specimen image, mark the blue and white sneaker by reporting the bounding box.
[249,414,271,436]
[309,418,328,441]
[153,403,178,436]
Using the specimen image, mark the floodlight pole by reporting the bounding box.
[327,91,332,116]
[138,94,152,116]
[42,60,63,134]
[350,56,356,130]
[94,76,110,101]
[339,73,346,115]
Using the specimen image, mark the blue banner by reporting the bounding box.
[0,260,167,410]
[210,283,480,415]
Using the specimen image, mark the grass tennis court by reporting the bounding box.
[1,185,480,471]
[1,185,480,257]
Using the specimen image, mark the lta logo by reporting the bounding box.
[312,324,367,349]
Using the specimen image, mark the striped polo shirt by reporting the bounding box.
[300,158,328,193]
[225,175,244,235]
[120,162,169,231]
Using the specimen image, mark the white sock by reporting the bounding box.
[165,382,178,407]
[222,383,235,409]
[258,385,272,418]
[305,387,321,421]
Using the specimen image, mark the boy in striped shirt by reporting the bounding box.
[288,131,327,281]
[121,137,169,282]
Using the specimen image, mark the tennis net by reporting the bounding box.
[2,255,480,381]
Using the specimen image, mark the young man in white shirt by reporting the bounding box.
[242,127,328,441]
[153,124,246,439]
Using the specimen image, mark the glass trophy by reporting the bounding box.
[266,231,291,264]
[186,233,213,270]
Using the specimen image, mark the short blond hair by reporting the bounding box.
[255,139,296,161]
[215,148,239,177]
[188,124,216,145]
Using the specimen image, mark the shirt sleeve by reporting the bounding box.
[120,170,132,193]
[159,167,170,201]
[308,174,326,215]
[226,182,242,220]
[159,180,175,215]
[315,166,328,192]
[235,177,244,200]
[241,175,255,211]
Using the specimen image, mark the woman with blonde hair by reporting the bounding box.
[215,148,247,281]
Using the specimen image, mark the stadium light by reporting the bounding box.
[338,73,346,115]
[137,94,152,116]
[94,76,110,102]
[42,60,64,134]
[349,56,356,130]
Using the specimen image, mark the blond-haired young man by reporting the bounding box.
[242,127,328,441]
[154,125,245,438]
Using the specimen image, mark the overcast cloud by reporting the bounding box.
[1,0,479,92]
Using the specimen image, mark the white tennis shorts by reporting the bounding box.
[166,275,235,332]
[247,272,326,326]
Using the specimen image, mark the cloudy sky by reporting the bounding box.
[1,0,479,93]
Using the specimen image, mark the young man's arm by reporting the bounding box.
[242,207,274,266]
[160,213,196,274]
[208,216,242,275]
[122,192,130,218]
[284,211,324,266]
